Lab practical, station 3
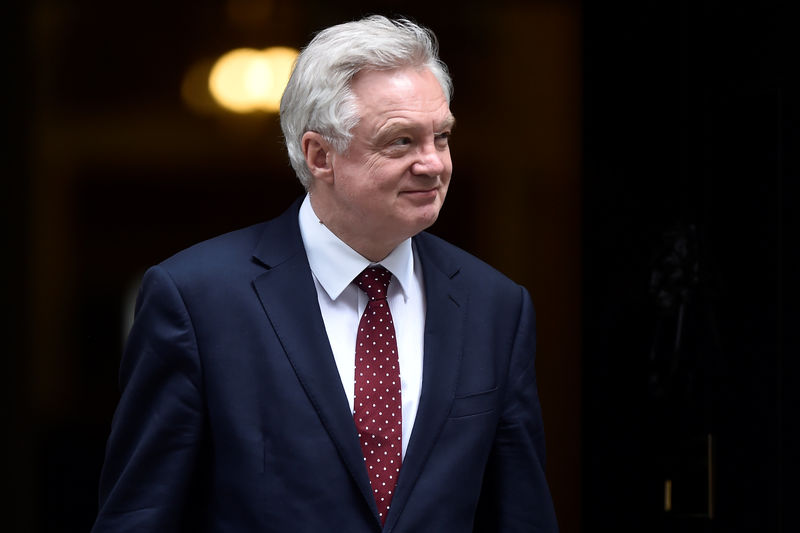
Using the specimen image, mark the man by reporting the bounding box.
[93,15,558,532]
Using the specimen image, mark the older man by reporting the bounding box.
[93,16,558,532]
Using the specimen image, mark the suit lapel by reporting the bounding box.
[250,202,377,517]
[385,233,467,531]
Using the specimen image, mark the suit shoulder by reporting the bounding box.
[157,221,268,281]
[415,231,522,291]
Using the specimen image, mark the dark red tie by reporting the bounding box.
[354,266,402,524]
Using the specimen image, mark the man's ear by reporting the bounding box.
[302,131,334,184]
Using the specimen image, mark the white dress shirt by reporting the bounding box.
[298,194,425,458]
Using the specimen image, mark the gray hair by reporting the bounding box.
[279,15,453,188]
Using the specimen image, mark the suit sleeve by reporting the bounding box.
[92,265,206,532]
[474,286,559,532]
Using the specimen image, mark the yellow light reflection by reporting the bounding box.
[260,47,299,110]
[208,46,298,113]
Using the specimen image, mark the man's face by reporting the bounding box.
[326,67,454,254]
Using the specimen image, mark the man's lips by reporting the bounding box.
[401,187,439,196]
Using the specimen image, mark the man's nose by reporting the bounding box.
[411,143,447,176]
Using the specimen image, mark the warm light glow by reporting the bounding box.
[260,47,299,110]
[208,46,298,113]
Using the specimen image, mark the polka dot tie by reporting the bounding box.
[354,266,402,525]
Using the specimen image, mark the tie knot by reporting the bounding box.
[355,266,392,301]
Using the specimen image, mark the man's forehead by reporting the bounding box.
[352,72,452,127]
[352,68,447,103]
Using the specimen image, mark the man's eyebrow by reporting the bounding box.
[376,122,411,138]
[438,115,456,131]
[373,122,418,145]
[375,115,456,142]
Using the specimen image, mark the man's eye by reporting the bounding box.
[435,132,451,145]
[392,137,412,146]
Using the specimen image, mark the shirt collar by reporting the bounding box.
[298,194,414,301]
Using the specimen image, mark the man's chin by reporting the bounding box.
[412,208,443,234]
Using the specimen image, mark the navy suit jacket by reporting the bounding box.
[93,200,558,532]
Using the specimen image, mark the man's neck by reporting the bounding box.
[308,193,403,262]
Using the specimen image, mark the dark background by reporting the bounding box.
[583,2,797,532]
[4,1,795,531]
